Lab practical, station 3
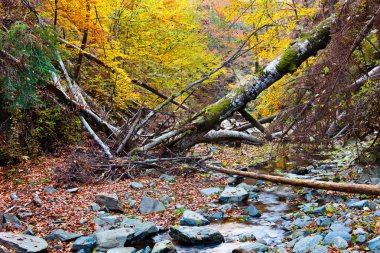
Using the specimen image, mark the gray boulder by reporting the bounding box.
[120,218,159,241]
[151,240,176,253]
[0,232,48,253]
[95,193,123,212]
[293,235,323,253]
[107,247,137,253]
[219,187,248,202]
[180,210,210,226]
[46,229,81,242]
[169,226,224,245]
[71,236,96,253]
[94,228,134,252]
[139,197,166,214]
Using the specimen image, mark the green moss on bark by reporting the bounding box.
[276,47,299,74]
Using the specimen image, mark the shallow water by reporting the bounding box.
[151,184,298,252]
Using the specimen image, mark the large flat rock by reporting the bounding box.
[94,228,135,252]
[219,187,248,202]
[0,232,48,253]
[169,226,224,245]
[179,210,210,226]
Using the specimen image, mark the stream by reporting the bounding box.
[153,178,300,252]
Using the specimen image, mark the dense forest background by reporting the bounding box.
[0,0,379,161]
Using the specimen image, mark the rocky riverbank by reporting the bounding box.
[1,142,380,252]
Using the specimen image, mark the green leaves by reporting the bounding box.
[0,23,58,112]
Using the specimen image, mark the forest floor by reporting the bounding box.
[1,140,380,252]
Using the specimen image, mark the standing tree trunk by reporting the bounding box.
[169,16,334,150]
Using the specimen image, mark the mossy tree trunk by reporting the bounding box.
[172,17,334,150]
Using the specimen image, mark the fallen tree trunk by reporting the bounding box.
[234,114,277,132]
[169,16,334,150]
[206,164,380,196]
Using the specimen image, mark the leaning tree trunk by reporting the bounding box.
[170,17,334,150]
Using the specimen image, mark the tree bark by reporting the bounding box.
[206,164,380,196]
[172,16,334,150]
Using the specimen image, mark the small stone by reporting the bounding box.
[208,211,224,221]
[107,247,137,253]
[236,183,259,192]
[175,204,185,209]
[139,197,166,214]
[151,240,176,253]
[71,236,97,253]
[130,182,144,189]
[44,186,57,193]
[316,217,331,227]
[23,226,35,235]
[46,229,81,242]
[127,198,136,208]
[292,216,312,228]
[66,187,79,193]
[200,187,222,196]
[232,242,268,253]
[353,228,367,235]
[323,232,351,245]
[161,195,172,203]
[238,233,256,242]
[91,203,101,211]
[227,176,243,186]
[348,200,369,209]
[180,210,210,226]
[293,235,323,253]
[368,236,380,252]
[330,223,351,233]
[80,218,88,224]
[331,236,348,249]
[10,192,20,201]
[242,205,261,218]
[356,234,367,245]
[312,206,326,215]
[218,203,232,212]
[210,173,228,180]
[159,174,176,182]
[95,193,123,212]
